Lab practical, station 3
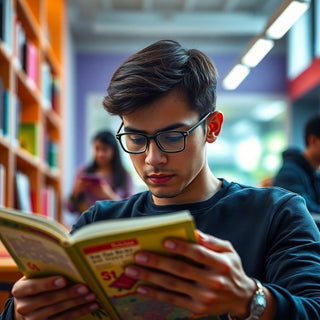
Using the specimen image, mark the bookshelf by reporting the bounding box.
[0,0,65,220]
[0,0,65,306]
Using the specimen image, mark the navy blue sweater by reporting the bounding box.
[2,179,320,319]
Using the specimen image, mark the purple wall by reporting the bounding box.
[75,51,287,167]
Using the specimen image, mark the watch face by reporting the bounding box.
[253,292,266,315]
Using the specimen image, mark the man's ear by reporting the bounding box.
[206,111,223,143]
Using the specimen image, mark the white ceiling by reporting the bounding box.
[67,0,284,53]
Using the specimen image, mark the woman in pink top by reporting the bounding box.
[68,130,135,216]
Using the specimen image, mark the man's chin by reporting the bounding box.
[151,190,180,199]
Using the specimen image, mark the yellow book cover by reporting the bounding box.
[18,122,39,156]
[0,207,220,320]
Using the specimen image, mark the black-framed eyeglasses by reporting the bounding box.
[116,112,213,154]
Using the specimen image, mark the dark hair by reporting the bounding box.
[304,115,320,146]
[103,40,218,118]
[85,130,127,188]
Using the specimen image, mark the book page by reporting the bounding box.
[0,223,113,320]
[0,224,82,281]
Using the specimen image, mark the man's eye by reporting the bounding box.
[162,133,184,143]
[128,135,145,145]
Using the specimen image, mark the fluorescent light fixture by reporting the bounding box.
[222,64,250,90]
[252,101,286,121]
[266,0,310,39]
[242,38,274,67]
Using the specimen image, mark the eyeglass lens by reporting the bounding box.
[121,131,185,153]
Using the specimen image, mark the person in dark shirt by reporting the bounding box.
[2,40,320,320]
[273,115,320,213]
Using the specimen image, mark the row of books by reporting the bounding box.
[19,123,59,169]
[13,17,38,89]
[0,76,58,169]
[0,78,22,145]
[15,170,57,219]
[0,1,60,112]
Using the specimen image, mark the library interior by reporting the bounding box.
[0,0,319,313]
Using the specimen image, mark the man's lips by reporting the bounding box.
[148,174,173,184]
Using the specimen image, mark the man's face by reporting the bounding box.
[121,90,217,205]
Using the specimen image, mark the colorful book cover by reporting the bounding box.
[41,62,52,109]
[0,208,220,320]
[15,171,32,213]
[26,40,38,88]
[18,122,39,156]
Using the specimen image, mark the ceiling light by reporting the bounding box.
[222,64,250,90]
[241,38,274,67]
[266,0,310,39]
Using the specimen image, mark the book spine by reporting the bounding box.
[0,163,5,207]
[26,41,38,89]
[11,94,21,146]
[2,0,13,54]
[0,76,3,136]
[2,89,10,138]
[15,171,33,213]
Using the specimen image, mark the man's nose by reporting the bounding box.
[144,139,167,165]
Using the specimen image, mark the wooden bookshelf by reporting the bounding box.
[0,0,66,305]
[0,0,65,218]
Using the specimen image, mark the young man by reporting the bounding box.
[2,40,320,320]
[273,115,320,213]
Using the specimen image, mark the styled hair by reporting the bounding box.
[85,130,127,188]
[304,115,320,146]
[103,40,218,118]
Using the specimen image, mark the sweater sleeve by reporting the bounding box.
[0,297,15,320]
[264,194,320,319]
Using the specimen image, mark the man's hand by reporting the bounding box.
[12,276,99,320]
[124,230,257,318]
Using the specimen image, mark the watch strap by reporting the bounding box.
[227,278,265,320]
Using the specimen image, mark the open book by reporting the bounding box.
[0,207,219,320]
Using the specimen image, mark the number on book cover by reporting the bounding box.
[100,270,117,281]
[27,262,40,271]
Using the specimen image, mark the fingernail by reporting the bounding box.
[89,303,100,311]
[125,266,139,277]
[135,252,148,263]
[197,231,208,244]
[164,239,177,250]
[54,278,65,288]
[85,293,96,301]
[137,286,148,295]
[77,286,89,295]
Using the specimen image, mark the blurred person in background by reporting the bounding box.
[273,114,320,213]
[67,130,135,217]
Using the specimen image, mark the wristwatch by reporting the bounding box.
[228,278,266,320]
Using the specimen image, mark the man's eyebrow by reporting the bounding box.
[124,122,187,133]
